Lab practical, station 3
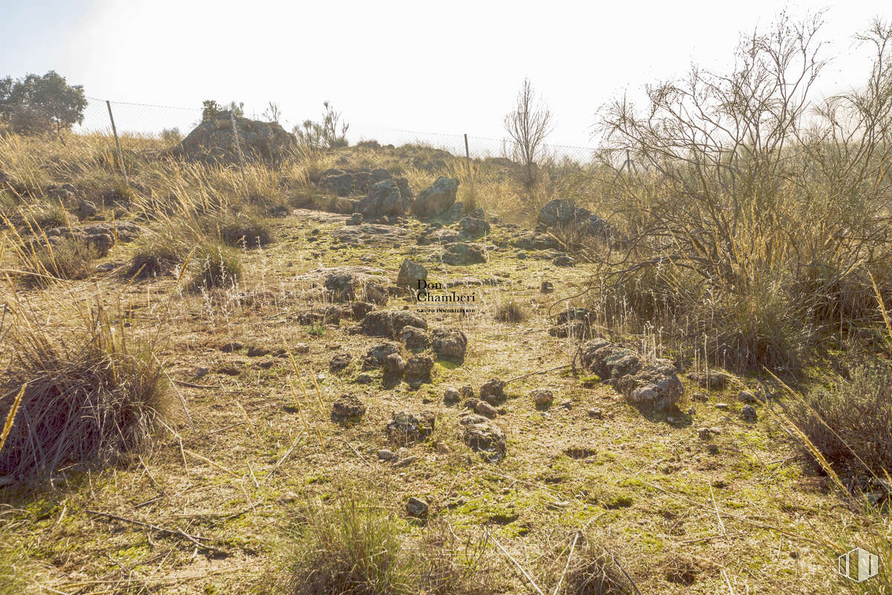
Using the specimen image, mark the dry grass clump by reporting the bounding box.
[127,240,182,280]
[494,300,528,323]
[0,306,169,482]
[189,242,242,290]
[216,213,275,248]
[558,535,634,595]
[17,237,99,287]
[281,488,491,595]
[792,363,892,482]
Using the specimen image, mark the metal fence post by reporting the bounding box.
[230,111,248,190]
[463,133,476,212]
[105,101,129,186]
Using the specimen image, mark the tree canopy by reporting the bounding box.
[0,71,87,135]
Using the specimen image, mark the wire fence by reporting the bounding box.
[75,97,599,165]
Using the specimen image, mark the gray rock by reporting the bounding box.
[737,391,758,404]
[364,281,388,305]
[390,310,428,336]
[377,448,395,460]
[324,273,356,302]
[459,217,491,240]
[399,325,430,352]
[475,401,499,419]
[346,213,363,226]
[360,312,394,337]
[443,387,461,405]
[430,327,468,362]
[580,340,641,380]
[397,259,428,289]
[553,254,575,267]
[77,200,99,219]
[329,352,352,373]
[383,353,406,376]
[43,221,141,257]
[459,413,507,462]
[540,281,555,293]
[687,371,731,390]
[406,497,429,519]
[741,405,758,422]
[537,198,613,241]
[616,362,684,411]
[442,243,488,265]
[459,385,475,399]
[530,389,554,408]
[413,177,459,219]
[362,342,402,370]
[480,378,506,405]
[405,354,434,383]
[356,179,409,219]
[174,111,295,163]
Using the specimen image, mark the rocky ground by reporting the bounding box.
[0,197,869,594]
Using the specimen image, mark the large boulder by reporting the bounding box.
[174,111,295,162]
[413,177,459,219]
[319,168,394,197]
[430,328,468,362]
[356,179,410,219]
[397,259,427,289]
[616,362,684,411]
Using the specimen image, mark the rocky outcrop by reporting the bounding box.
[356,179,411,219]
[442,243,487,265]
[43,221,141,257]
[174,111,295,162]
[537,199,612,240]
[460,413,506,462]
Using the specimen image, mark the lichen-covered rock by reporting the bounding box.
[442,243,487,265]
[390,311,427,336]
[530,389,554,408]
[383,353,406,376]
[386,410,435,444]
[397,259,427,288]
[459,217,490,240]
[430,327,468,362]
[356,179,409,219]
[615,361,684,411]
[413,177,459,219]
[537,198,612,240]
[480,378,506,405]
[362,342,402,370]
[360,311,393,337]
[174,111,295,162]
[324,273,356,302]
[364,281,388,305]
[399,325,430,352]
[460,413,507,462]
[329,352,352,373]
[405,354,434,383]
[580,339,642,381]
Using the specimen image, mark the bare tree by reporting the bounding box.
[505,78,553,190]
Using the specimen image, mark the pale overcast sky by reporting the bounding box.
[0,0,889,148]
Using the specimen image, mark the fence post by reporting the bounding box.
[463,133,476,212]
[230,110,248,190]
[105,101,129,186]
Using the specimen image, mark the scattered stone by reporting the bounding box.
[351,301,374,320]
[362,342,402,370]
[406,497,429,519]
[510,231,563,251]
[437,388,459,407]
[386,410,435,444]
[356,373,373,384]
[697,427,713,440]
[364,281,388,305]
[580,339,641,381]
[346,213,363,226]
[405,354,434,384]
[530,389,554,408]
[540,280,555,293]
[324,273,356,302]
[442,242,488,266]
[691,392,709,402]
[715,403,729,410]
[391,311,427,336]
[196,367,209,378]
[413,177,459,219]
[397,259,427,288]
[737,391,758,404]
[687,371,731,390]
[377,449,395,461]
[588,408,603,419]
[278,491,299,503]
[537,198,613,241]
[399,325,430,352]
[394,456,418,468]
[331,394,366,422]
[475,401,499,419]
[383,353,406,376]
[43,221,141,257]
[459,413,507,462]
[77,200,99,219]
[459,385,475,399]
[430,327,468,362]
[329,352,352,373]
[561,400,573,409]
[553,254,575,267]
[294,343,311,354]
[360,312,394,337]
[459,216,490,240]
[479,378,506,405]
[616,362,684,411]
[741,405,758,422]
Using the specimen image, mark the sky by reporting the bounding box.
[0,0,889,150]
